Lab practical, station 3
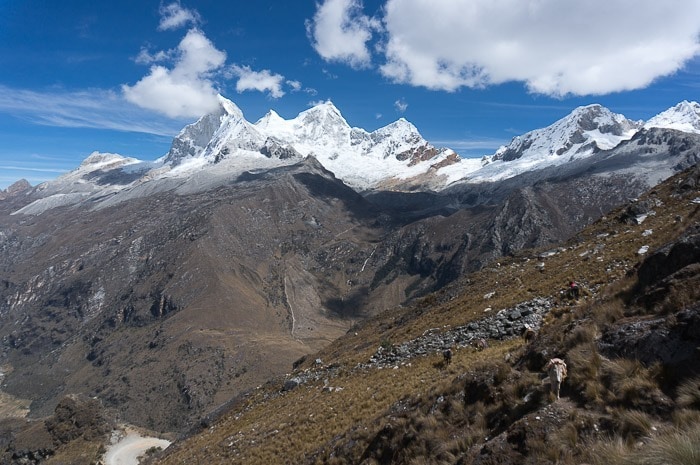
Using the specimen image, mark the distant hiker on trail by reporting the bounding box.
[443,348,453,366]
[567,280,580,300]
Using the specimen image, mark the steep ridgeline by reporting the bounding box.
[0,98,699,435]
[163,96,460,191]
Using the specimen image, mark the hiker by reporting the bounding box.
[568,280,580,300]
[443,348,453,365]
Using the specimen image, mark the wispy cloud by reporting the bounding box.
[0,85,187,135]
[158,2,201,31]
[0,165,69,174]
[394,98,408,113]
[0,161,71,189]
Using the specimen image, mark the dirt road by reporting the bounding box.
[104,431,171,465]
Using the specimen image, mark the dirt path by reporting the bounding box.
[104,431,171,465]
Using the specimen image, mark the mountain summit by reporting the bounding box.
[155,96,459,191]
[644,100,700,134]
[491,104,640,162]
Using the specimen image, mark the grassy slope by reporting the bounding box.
[153,167,700,465]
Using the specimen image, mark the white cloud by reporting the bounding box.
[394,98,408,113]
[309,0,700,97]
[378,0,700,96]
[158,3,200,31]
[122,29,226,118]
[288,80,302,92]
[306,0,379,68]
[228,65,286,99]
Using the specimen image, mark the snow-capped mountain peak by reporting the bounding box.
[492,104,640,164]
[644,100,700,134]
[163,96,242,166]
[217,94,244,119]
[459,104,643,183]
[293,101,350,142]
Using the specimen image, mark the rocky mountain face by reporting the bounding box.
[0,179,31,201]
[0,98,699,438]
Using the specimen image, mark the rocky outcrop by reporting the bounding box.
[365,298,552,369]
[599,304,700,377]
[0,395,112,465]
[0,179,31,201]
[45,395,112,444]
[636,227,700,290]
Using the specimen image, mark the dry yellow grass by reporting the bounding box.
[157,341,520,465]
[0,390,31,419]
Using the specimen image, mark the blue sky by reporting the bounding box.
[1,0,699,189]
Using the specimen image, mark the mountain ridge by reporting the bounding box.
[5,98,700,218]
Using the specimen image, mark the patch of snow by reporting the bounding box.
[11,192,91,215]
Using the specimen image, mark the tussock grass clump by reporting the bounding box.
[588,437,631,465]
[566,342,604,404]
[640,425,700,465]
[564,322,598,349]
[676,376,700,409]
[602,358,665,410]
[672,408,700,429]
[611,408,654,440]
[592,299,625,325]
[587,423,700,465]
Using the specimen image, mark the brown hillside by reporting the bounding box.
[152,165,700,465]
